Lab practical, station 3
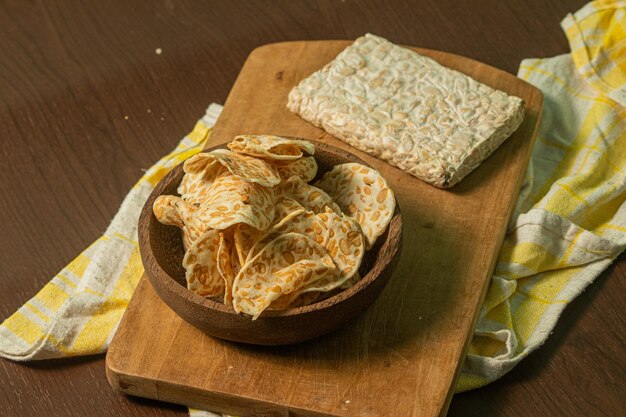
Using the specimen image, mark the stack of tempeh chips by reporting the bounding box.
[153,135,395,319]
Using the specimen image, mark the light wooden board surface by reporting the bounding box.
[106,41,542,417]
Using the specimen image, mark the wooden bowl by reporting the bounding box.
[138,140,403,345]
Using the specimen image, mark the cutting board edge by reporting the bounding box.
[437,92,544,417]
[105,278,351,417]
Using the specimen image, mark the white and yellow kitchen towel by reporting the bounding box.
[0,0,624,413]
[458,0,626,391]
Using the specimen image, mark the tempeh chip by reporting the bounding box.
[269,290,322,310]
[153,195,186,228]
[228,135,315,161]
[251,208,365,307]
[183,229,225,298]
[315,163,395,249]
[232,233,335,319]
[313,209,364,288]
[233,224,262,267]
[184,148,280,188]
[273,156,318,182]
[244,210,321,265]
[216,232,236,306]
[246,207,364,288]
[273,197,307,222]
[178,165,226,206]
[278,175,342,214]
[195,171,276,231]
[153,195,208,250]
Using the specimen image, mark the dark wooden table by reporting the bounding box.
[0,1,624,416]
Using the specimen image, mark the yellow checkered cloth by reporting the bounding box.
[0,1,624,413]
[457,0,626,391]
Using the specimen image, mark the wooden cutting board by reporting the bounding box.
[106,41,542,417]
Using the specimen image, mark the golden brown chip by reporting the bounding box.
[315,163,395,249]
[216,232,236,306]
[228,135,315,161]
[183,229,224,297]
[269,290,322,310]
[232,233,335,319]
[315,209,364,287]
[233,224,262,267]
[246,207,364,290]
[153,195,185,228]
[232,197,305,266]
[195,171,276,231]
[273,156,318,182]
[278,175,342,214]
[230,239,242,278]
[295,209,364,294]
[273,197,306,221]
[244,210,316,264]
[183,149,280,188]
[236,198,305,266]
[153,195,208,250]
[178,165,226,206]
[275,270,362,310]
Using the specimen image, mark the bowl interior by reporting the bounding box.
[146,141,400,317]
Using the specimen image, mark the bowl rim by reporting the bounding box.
[139,139,403,318]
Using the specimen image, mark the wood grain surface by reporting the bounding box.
[0,1,623,417]
[105,41,541,417]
